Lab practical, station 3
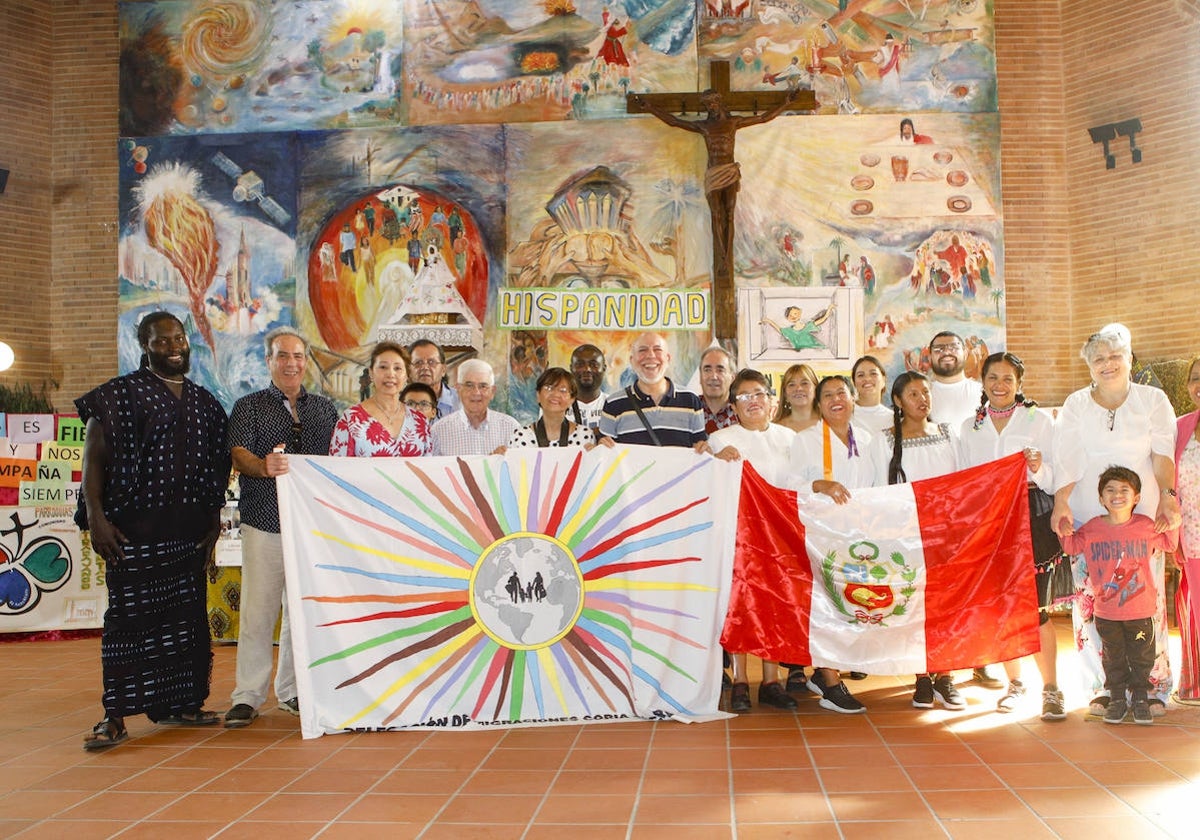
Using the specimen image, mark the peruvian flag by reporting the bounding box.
[720,453,1039,674]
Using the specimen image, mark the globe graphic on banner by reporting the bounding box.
[470,533,583,650]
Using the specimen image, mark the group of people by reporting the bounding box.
[75,312,1200,749]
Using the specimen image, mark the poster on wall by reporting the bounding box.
[0,507,104,634]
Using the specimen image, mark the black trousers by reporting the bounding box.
[1095,616,1154,700]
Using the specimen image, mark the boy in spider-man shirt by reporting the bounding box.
[1061,466,1178,725]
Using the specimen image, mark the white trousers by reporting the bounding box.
[230,524,295,708]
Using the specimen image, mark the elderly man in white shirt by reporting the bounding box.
[431,359,519,456]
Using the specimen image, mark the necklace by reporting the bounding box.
[986,402,1018,418]
[149,369,184,384]
[373,397,402,423]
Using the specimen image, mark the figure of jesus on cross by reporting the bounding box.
[628,61,816,339]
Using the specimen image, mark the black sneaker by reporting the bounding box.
[224,703,258,728]
[806,669,829,698]
[846,671,868,680]
[912,675,934,709]
[933,675,967,710]
[785,667,808,694]
[1132,698,1153,725]
[818,681,866,714]
[730,682,752,713]
[1041,687,1067,721]
[278,697,300,716]
[1104,698,1128,724]
[971,666,1004,689]
[758,681,798,710]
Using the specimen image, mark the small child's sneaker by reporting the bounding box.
[1132,698,1153,725]
[1103,698,1128,724]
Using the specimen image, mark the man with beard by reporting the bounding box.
[927,331,982,429]
[599,333,710,452]
[431,359,520,456]
[76,311,231,750]
[407,339,460,419]
[224,327,338,728]
[926,329,1003,689]
[699,346,738,435]
[569,344,608,430]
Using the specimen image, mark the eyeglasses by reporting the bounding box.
[540,385,572,395]
[460,381,492,392]
[411,359,442,368]
[404,400,434,410]
[734,391,771,403]
[931,342,962,353]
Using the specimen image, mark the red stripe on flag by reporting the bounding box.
[912,452,1040,672]
[720,463,814,666]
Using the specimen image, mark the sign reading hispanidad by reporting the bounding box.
[496,288,709,331]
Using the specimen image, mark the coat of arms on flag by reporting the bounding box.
[278,447,737,737]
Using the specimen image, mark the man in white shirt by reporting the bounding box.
[927,330,1001,689]
[431,359,519,456]
[569,343,608,429]
[928,331,982,429]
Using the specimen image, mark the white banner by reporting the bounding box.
[0,506,106,633]
[279,447,737,738]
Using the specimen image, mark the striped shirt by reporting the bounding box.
[599,380,706,448]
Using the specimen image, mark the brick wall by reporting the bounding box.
[0,1,54,393]
[1058,0,1200,394]
[3,0,1198,410]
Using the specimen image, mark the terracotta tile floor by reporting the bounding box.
[1,619,1197,839]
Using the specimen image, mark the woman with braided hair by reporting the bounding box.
[958,351,1065,719]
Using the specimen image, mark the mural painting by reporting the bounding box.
[294,126,506,405]
[698,0,995,117]
[119,0,406,136]
[115,2,1006,418]
[402,0,698,125]
[117,133,299,408]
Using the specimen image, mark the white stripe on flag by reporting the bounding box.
[802,484,931,673]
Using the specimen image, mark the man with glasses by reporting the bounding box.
[599,332,710,452]
[224,327,338,728]
[407,339,461,419]
[569,344,608,430]
[431,359,520,456]
[926,329,1003,690]
[927,331,981,429]
[699,346,738,434]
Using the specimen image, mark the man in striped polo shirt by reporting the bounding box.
[598,332,710,452]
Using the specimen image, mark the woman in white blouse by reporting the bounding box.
[852,355,893,435]
[508,368,597,449]
[786,375,887,714]
[883,372,963,711]
[711,369,798,713]
[958,351,1064,720]
[1052,327,1181,716]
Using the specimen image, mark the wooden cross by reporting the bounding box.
[628,61,817,340]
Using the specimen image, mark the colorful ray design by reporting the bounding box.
[297,450,721,729]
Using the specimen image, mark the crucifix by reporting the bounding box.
[628,60,817,340]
